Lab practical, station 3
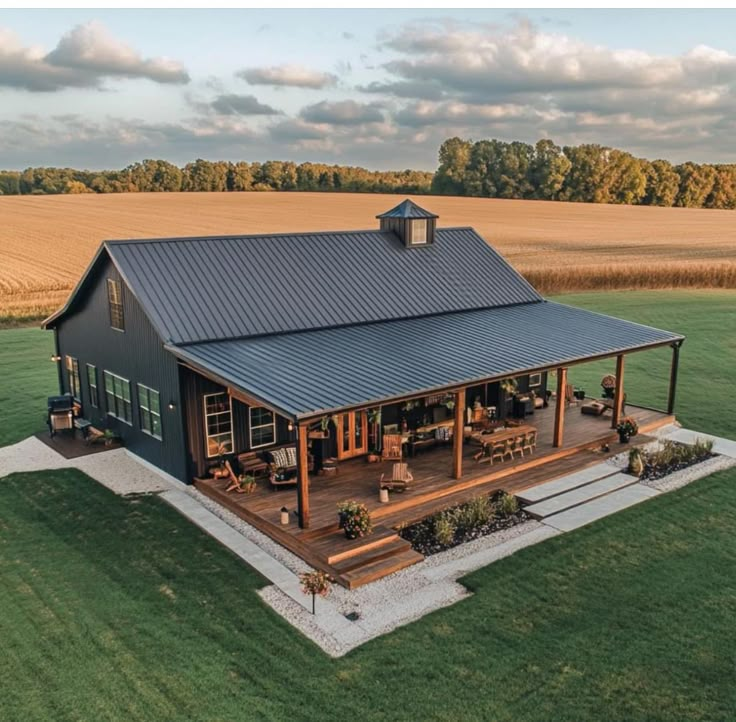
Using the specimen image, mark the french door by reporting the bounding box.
[336,411,368,460]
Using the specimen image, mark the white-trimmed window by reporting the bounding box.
[104,370,132,424]
[249,406,275,448]
[66,356,80,400]
[204,392,233,457]
[137,384,162,440]
[87,364,98,407]
[107,278,125,331]
[408,219,428,245]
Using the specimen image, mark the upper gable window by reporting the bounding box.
[408,219,428,245]
[107,279,125,331]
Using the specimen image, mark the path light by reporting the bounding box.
[280,507,289,525]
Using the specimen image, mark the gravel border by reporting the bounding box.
[6,424,736,657]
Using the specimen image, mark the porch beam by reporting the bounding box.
[296,421,310,529]
[452,387,466,480]
[553,367,567,448]
[611,355,626,429]
[667,342,681,415]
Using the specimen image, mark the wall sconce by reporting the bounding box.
[168,401,176,411]
[287,421,294,432]
[50,355,61,362]
[280,507,289,525]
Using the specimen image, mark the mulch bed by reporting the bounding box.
[399,503,530,556]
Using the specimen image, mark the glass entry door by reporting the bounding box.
[336,411,368,460]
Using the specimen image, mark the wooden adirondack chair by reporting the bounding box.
[379,462,413,492]
[381,434,404,461]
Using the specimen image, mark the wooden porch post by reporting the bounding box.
[667,342,681,415]
[296,421,310,529]
[553,367,567,448]
[611,355,626,429]
[452,388,466,480]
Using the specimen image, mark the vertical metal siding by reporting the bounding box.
[56,256,188,481]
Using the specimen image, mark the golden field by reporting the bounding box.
[1,191,735,323]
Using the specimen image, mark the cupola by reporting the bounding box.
[377,199,438,247]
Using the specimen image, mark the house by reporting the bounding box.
[43,200,684,585]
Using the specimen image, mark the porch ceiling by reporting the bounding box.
[168,301,683,420]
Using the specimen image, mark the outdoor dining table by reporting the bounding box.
[471,424,537,456]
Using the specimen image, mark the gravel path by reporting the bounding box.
[3,424,736,657]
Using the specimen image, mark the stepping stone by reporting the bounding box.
[524,472,639,519]
[517,462,620,504]
[542,485,660,532]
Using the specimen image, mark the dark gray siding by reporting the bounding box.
[55,255,188,481]
[180,365,293,479]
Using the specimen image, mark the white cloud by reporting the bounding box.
[0,22,189,92]
[237,64,337,89]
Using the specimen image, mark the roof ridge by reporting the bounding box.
[104,226,474,246]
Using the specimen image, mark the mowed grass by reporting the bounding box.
[2,290,736,721]
[2,192,736,323]
[0,327,56,446]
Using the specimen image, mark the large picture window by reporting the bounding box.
[249,406,275,448]
[104,370,132,424]
[204,392,233,457]
[107,278,125,331]
[86,364,98,407]
[66,356,80,400]
[137,384,162,440]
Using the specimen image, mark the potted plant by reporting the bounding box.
[102,428,118,447]
[616,417,639,443]
[500,377,518,395]
[236,474,257,494]
[601,374,616,399]
[299,570,331,615]
[366,449,380,463]
[337,500,372,539]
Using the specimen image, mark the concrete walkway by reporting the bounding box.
[3,425,735,656]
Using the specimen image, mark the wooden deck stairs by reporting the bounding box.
[300,523,423,589]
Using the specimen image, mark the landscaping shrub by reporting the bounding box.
[433,513,456,547]
[628,439,715,481]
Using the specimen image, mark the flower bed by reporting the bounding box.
[399,490,529,556]
[629,439,715,481]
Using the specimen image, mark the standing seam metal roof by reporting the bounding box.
[171,300,684,420]
[106,227,541,345]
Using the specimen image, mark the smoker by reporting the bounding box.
[47,395,75,437]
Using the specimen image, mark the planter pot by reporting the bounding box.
[379,487,390,503]
[367,454,380,463]
[618,432,630,444]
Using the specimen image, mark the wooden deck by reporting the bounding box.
[195,403,673,588]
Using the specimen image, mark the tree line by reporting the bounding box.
[1,139,734,209]
[0,159,432,196]
[432,137,736,209]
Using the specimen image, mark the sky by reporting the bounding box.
[2,8,736,171]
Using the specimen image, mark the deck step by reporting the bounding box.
[517,462,621,505]
[542,485,660,532]
[338,548,424,590]
[315,525,399,565]
[331,537,415,574]
[524,472,640,519]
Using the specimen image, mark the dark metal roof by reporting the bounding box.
[376,199,439,219]
[103,227,540,345]
[170,301,684,420]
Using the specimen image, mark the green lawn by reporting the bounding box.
[1,290,736,721]
[0,327,55,446]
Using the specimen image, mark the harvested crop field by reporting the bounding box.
[2,192,735,324]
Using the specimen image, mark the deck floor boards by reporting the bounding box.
[195,403,672,586]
